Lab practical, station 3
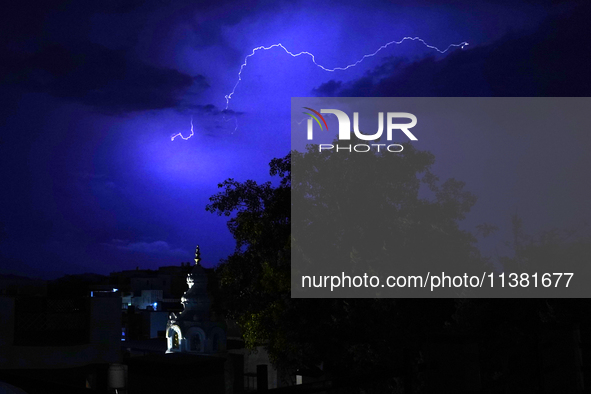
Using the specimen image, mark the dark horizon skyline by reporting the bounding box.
[1,0,590,279]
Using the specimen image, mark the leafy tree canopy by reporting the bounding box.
[207,142,485,385]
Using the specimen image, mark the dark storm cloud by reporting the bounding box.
[1,41,207,113]
[0,0,149,47]
[0,0,248,44]
[313,3,591,97]
[312,80,343,96]
[192,75,211,90]
[0,0,253,114]
[180,103,243,116]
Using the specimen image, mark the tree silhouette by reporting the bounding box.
[291,141,483,297]
[207,143,486,388]
[452,218,591,390]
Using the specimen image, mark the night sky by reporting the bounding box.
[1,0,589,279]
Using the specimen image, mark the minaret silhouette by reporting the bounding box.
[166,244,226,354]
[194,245,201,266]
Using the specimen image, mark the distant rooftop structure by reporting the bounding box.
[166,245,226,354]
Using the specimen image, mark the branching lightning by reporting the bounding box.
[224,37,468,109]
[172,37,468,141]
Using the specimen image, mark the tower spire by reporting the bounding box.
[194,245,201,266]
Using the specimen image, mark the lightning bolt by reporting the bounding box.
[172,37,469,141]
[171,116,194,141]
[224,37,468,109]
